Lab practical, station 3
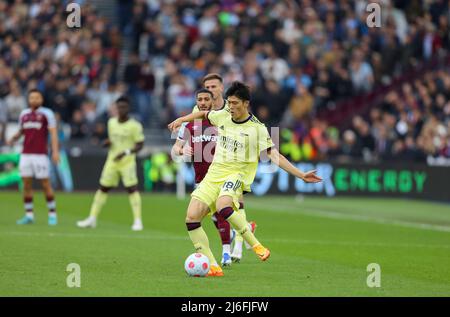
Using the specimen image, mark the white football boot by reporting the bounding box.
[132,219,143,231]
[76,216,97,228]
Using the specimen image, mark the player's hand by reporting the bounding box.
[168,118,183,132]
[102,139,111,148]
[5,139,13,147]
[300,170,322,183]
[182,145,193,157]
[52,152,60,164]
[114,152,126,162]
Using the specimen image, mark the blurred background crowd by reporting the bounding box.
[0,0,449,163]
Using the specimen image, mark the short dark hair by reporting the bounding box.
[225,81,251,101]
[116,96,130,105]
[202,73,223,84]
[195,88,213,98]
[28,88,43,97]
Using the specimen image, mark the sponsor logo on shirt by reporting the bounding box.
[191,135,218,143]
[23,121,43,129]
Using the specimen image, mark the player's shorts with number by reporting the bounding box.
[19,154,50,179]
[99,159,138,188]
[191,172,244,213]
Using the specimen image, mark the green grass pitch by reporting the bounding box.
[1,191,450,296]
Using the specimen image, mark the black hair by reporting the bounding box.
[28,88,43,97]
[116,96,130,105]
[195,88,213,98]
[225,81,251,101]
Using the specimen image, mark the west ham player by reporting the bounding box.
[172,88,236,266]
[168,81,322,277]
[7,89,60,225]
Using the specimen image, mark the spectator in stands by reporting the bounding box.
[4,81,26,121]
[0,99,7,145]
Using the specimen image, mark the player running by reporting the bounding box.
[168,81,322,276]
[77,96,145,231]
[7,89,60,225]
[194,73,257,263]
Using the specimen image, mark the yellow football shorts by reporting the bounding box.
[99,159,138,188]
[191,172,245,213]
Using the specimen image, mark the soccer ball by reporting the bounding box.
[184,253,210,277]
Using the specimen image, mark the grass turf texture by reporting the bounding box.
[1,191,450,296]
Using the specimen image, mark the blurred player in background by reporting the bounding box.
[194,73,257,263]
[169,81,322,276]
[77,96,145,231]
[7,89,60,225]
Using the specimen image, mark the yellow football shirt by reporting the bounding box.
[205,107,274,192]
[107,117,144,165]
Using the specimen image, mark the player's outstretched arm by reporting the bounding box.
[167,111,208,132]
[6,129,23,146]
[267,148,322,183]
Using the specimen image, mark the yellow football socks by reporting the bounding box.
[89,190,107,218]
[188,226,218,266]
[234,207,246,243]
[128,191,142,221]
[227,211,260,248]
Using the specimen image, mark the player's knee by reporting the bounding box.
[23,181,32,192]
[126,186,138,194]
[99,186,111,193]
[41,180,53,193]
[218,206,234,220]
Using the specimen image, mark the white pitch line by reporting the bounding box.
[3,230,449,250]
[266,238,450,249]
[247,201,450,233]
[2,230,189,241]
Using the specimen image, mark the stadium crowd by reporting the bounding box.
[0,0,449,162]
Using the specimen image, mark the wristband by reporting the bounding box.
[124,149,131,155]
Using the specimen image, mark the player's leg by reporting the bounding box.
[121,161,142,231]
[216,184,270,261]
[77,161,118,228]
[30,154,57,225]
[77,185,111,228]
[211,212,232,266]
[186,198,222,276]
[231,196,257,262]
[17,177,34,224]
[126,185,142,231]
[40,178,57,226]
[17,154,34,224]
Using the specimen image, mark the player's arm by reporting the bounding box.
[114,141,144,162]
[172,139,185,156]
[266,147,322,183]
[6,128,23,146]
[48,126,60,164]
[171,138,193,157]
[168,111,208,132]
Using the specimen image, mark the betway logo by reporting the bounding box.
[191,135,218,143]
[23,121,43,130]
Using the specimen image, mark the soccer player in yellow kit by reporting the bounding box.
[77,96,145,231]
[192,73,257,264]
[168,82,322,276]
